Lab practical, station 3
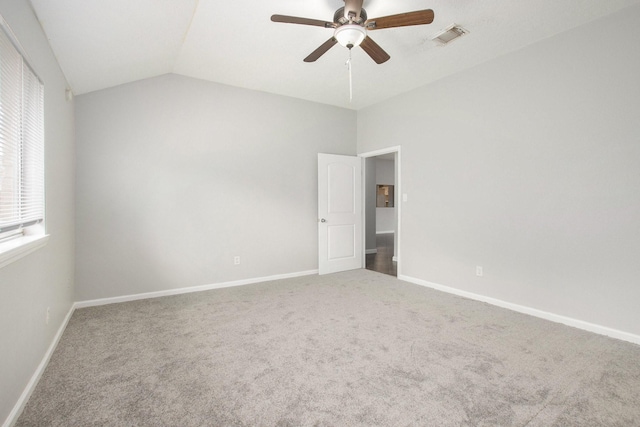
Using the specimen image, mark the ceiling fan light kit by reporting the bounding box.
[334,24,367,48]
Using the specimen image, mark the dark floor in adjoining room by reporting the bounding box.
[366,232,397,277]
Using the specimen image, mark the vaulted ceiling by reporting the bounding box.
[30,0,640,109]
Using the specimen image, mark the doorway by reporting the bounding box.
[360,147,400,277]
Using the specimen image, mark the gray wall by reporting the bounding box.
[375,159,395,233]
[0,0,75,423]
[75,74,356,301]
[364,157,376,252]
[358,4,640,336]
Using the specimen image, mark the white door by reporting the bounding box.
[318,153,362,275]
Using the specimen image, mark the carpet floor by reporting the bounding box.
[17,269,640,426]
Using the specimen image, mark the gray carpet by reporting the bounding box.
[17,269,640,426]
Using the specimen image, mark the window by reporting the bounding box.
[0,15,46,265]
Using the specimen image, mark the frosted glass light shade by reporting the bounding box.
[334,24,366,48]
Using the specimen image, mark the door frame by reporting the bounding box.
[358,146,402,277]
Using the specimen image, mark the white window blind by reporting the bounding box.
[0,19,44,238]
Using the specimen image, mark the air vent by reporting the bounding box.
[432,24,468,45]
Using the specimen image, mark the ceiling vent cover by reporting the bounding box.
[432,24,468,45]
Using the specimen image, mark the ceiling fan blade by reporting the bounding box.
[360,37,390,64]
[271,14,336,28]
[365,9,434,30]
[304,38,338,62]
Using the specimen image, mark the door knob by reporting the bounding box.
[320,218,327,223]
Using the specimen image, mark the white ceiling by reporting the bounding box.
[30,0,640,110]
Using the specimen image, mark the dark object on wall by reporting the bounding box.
[377,185,394,207]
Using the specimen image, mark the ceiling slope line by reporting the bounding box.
[172,0,200,73]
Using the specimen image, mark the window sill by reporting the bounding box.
[0,234,50,269]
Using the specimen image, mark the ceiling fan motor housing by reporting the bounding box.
[333,7,367,25]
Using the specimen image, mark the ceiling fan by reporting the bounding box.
[271,0,434,64]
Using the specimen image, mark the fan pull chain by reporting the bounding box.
[346,49,353,102]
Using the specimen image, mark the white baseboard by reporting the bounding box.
[3,303,75,427]
[376,231,394,235]
[75,269,319,308]
[365,249,378,254]
[398,274,640,346]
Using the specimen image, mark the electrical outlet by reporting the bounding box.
[46,307,50,324]
[476,266,483,277]
[234,256,240,265]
